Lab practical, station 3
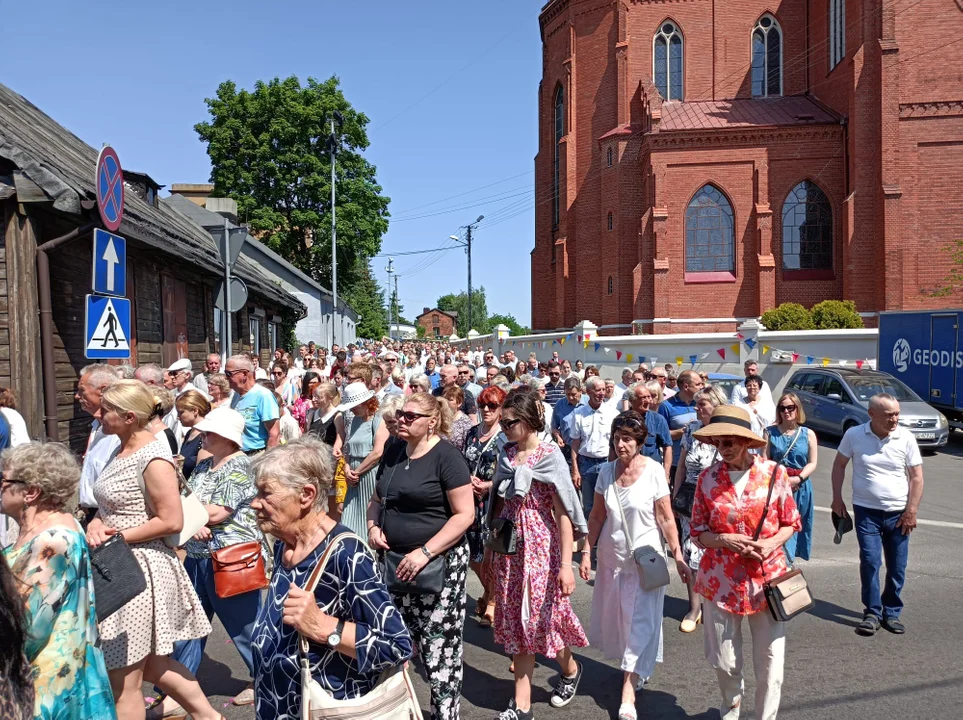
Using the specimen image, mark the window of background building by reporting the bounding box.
[249,316,261,355]
[432,313,439,325]
[213,307,222,355]
[830,0,845,69]
[268,322,278,354]
[685,184,734,274]
[161,273,188,366]
[607,147,613,167]
[752,15,782,97]
[554,85,564,226]
[607,212,613,231]
[607,276,613,294]
[782,180,833,271]
[654,21,684,101]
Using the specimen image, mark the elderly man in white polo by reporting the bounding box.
[570,376,620,517]
[831,393,924,637]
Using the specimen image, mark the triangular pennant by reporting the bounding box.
[856,359,864,369]
[594,343,601,352]
[553,339,558,345]
[822,357,831,366]
[585,333,592,341]
[638,357,646,365]
[604,347,611,354]
[650,357,658,365]
[806,356,814,365]
[560,337,566,345]
[736,333,745,339]
[792,353,800,363]
[675,356,684,366]
[627,354,634,363]
[717,348,726,359]
[839,360,847,367]
[577,335,582,343]
[700,353,709,360]
[567,333,574,341]
[616,351,623,361]
[583,340,589,349]
[689,354,698,366]
[730,344,740,354]
[762,345,770,354]
[744,338,757,350]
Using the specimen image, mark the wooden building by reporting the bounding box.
[0,83,304,450]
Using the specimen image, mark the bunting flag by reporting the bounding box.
[822,357,831,367]
[792,353,800,363]
[627,354,634,363]
[605,347,611,353]
[839,360,847,367]
[730,344,740,354]
[567,333,574,341]
[615,351,622,360]
[583,340,590,349]
[585,332,592,341]
[594,343,601,352]
[806,356,815,365]
[650,357,658,366]
[541,342,547,349]
[638,357,647,365]
[856,359,864,369]
[675,356,684,366]
[736,333,745,339]
[762,345,771,354]
[744,338,757,350]
[511,341,516,347]
[700,353,710,360]
[689,354,698,366]
[559,337,566,345]
[577,335,582,342]
[717,348,727,359]
[552,339,559,345]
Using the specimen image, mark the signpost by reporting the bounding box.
[88,146,131,360]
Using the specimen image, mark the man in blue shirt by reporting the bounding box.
[226,354,280,453]
[551,377,585,463]
[624,382,673,478]
[658,369,705,480]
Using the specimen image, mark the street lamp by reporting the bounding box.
[328,110,344,347]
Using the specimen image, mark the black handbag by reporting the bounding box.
[671,482,696,518]
[379,459,448,595]
[89,533,147,622]
[486,518,517,555]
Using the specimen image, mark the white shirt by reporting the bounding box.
[570,401,620,459]
[79,421,121,508]
[837,423,923,511]
[730,379,774,409]
[1,408,29,446]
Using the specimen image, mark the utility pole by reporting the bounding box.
[328,111,343,347]
[222,215,232,362]
[393,274,399,340]
[450,214,484,335]
[385,258,394,341]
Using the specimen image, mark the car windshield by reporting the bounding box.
[711,378,740,398]
[847,376,921,403]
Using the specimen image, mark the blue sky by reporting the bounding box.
[3,0,543,326]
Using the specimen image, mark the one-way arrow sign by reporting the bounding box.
[92,228,126,297]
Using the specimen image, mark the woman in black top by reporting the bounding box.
[174,389,211,479]
[306,381,344,447]
[366,392,474,720]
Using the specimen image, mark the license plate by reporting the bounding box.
[915,432,935,440]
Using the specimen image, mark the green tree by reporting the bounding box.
[343,262,387,339]
[760,302,815,330]
[389,287,409,325]
[195,75,390,294]
[437,287,491,336]
[489,313,530,336]
[810,300,863,329]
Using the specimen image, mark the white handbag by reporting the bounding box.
[300,532,423,720]
[136,464,209,549]
[613,472,670,591]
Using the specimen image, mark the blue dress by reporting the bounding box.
[767,425,814,563]
[252,524,412,720]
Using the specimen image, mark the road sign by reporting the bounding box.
[210,225,247,267]
[91,228,127,297]
[85,295,131,359]
[96,146,124,232]
[214,277,249,313]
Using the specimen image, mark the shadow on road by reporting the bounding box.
[196,651,248,699]
[808,598,863,628]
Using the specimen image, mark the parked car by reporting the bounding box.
[706,372,742,399]
[784,367,949,447]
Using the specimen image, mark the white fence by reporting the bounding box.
[452,320,879,398]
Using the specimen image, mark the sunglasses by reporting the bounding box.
[715,438,743,449]
[479,402,501,411]
[501,418,522,430]
[224,369,248,378]
[1,479,25,489]
[398,410,430,424]
[777,404,797,413]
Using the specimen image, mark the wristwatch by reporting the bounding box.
[327,619,345,648]
[420,545,433,559]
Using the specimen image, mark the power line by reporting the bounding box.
[390,170,533,215]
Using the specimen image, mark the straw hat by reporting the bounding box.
[692,405,767,449]
[337,382,376,413]
[194,407,245,448]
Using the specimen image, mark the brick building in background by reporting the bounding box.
[416,307,458,338]
[531,0,963,334]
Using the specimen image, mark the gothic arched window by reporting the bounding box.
[782,181,833,270]
[553,85,564,226]
[685,184,734,273]
[752,15,782,97]
[654,21,684,101]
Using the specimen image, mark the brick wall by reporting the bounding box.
[416,310,455,338]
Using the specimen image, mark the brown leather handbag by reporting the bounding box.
[211,541,269,598]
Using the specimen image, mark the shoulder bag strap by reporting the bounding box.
[379,460,400,529]
[472,429,501,477]
[298,531,354,657]
[753,460,784,543]
[611,463,641,550]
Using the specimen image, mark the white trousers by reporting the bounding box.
[702,600,786,720]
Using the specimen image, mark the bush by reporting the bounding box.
[811,300,863,329]
[760,303,815,331]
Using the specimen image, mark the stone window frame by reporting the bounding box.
[653,20,684,102]
[751,14,783,98]
[781,179,835,281]
[829,0,846,70]
[684,183,737,283]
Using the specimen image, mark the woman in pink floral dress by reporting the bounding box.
[488,388,588,720]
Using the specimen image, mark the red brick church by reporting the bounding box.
[531,0,963,334]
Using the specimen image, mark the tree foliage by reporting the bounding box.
[343,262,387,339]
[810,300,863,329]
[489,313,530,336]
[195,76,390,295]
[437,288,491,336]
[760,303,815,331]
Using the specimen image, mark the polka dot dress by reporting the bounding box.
[94,440,212,669]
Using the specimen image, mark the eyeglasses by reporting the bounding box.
[479,402,501,411]
[224,369,249,378]
[398,410,431,424]
[777,404,797,413]
[549,372,560,378]
[457,370,471,375]
[716,438,742,449]
[1,479,25,490]
[501,418,522,429]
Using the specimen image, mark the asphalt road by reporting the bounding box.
[169,433,963,720]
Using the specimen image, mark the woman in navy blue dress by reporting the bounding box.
[249,437,412,720]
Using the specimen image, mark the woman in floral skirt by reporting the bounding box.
[488,387,588,720]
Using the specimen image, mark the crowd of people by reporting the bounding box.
[0,338,925,720]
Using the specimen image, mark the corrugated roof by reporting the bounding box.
[658,96,841,132]
[0,82,302,312]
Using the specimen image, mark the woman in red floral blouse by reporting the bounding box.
[690,405,801,720]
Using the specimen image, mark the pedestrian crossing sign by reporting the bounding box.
[85,295,131,359]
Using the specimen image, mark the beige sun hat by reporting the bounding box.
[193,407,245,448]
[692,405,767,449]
[336,382,377,413]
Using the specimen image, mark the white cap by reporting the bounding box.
[168,358,192,373]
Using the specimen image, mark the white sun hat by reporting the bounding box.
[193,407,245,448]
[337,382,377,413]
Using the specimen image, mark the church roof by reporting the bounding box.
[658,96,841,132]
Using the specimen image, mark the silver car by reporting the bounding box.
[784,367,949,448]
